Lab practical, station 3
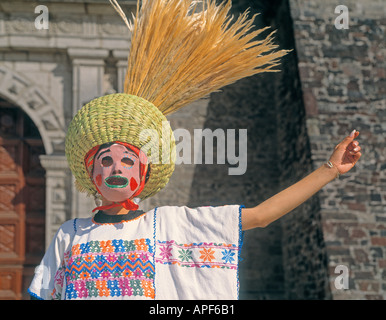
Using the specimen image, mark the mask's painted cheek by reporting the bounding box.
[95,174,102,187]
[130,177,138,191]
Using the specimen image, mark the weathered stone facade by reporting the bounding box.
[290,0,386,300]
[0,0,384,299]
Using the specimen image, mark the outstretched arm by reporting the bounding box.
[242,130,362,230]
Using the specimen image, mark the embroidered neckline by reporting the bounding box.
[92,210,146,225]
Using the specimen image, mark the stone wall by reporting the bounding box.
[290,0,386,299]
[272,1,332,300]
[187,0,310,299]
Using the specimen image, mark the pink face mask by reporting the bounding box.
[92,144,141,202]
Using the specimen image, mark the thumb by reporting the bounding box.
[339,129,359,148]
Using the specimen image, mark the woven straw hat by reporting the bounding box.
[65,0,288,201]
[65,93,175,200]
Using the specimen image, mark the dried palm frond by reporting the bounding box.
[110,0,289,115]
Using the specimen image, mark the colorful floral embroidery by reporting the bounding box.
[155,240,238,269]
[221,249,236,264]
[178,249,193,262]
[159,242,173,260]
[63,238,155,299]
[199,248,215,262]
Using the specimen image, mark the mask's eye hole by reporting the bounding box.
[121,157,134,168]
[101,156,113,167]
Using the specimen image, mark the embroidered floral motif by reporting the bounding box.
[63,238,154,300]
[199,248,215,262]
[155,240,238,269]
[178,249,193,262]
[159,242,173,260]
[221,249,236,264]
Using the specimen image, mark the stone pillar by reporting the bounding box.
[68,48,109,114]
[112,49,129,93]
[39,155,72,248]
[67,48,110,220]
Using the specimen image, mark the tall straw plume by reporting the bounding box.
[110,0,289,115]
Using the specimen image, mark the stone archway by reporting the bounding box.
[0,65,71,244]
[0,97,46,300]
[0,66,68,299]
[0,65,66,155]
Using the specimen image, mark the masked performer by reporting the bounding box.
[28,0,361,300]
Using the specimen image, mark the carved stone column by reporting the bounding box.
[39,155,71,248]
[68,48,109,114]
[112,49,129,93]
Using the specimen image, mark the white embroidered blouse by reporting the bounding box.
[28,205,244,300]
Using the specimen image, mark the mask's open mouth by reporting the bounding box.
[105,176,129,188]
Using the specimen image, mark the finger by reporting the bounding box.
[347,140,359,151]
[349,146,361,154]
[339,133,356,149]
[343,153,360,168]
[349,129,357,138]
[353,152,362,163]
[340,129,360,149]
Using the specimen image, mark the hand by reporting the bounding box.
[329,130,362,175]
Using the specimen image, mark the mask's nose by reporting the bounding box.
[112,169,123,175]
[111,160,124,175]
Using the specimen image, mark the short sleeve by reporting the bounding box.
[28,220,75,300]
[154,205,244,300]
